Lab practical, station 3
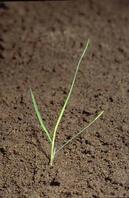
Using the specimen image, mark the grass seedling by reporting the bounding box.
[30,39,104,166]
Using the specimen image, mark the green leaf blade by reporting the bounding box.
[56,110,104,154]
[54,39,90,136]
[50,39,90,165]
[30,89,52,144]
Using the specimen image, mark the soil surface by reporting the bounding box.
[0,1,129,198]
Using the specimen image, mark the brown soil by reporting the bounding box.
[0,1,129,198]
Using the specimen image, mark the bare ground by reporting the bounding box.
[0,1,129,198]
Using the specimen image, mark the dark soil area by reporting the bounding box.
[0,1,129,198]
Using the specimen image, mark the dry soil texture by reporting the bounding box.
[0,1,129,198]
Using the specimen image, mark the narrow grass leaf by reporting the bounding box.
[54,39,90,137]
[50,39,90,165]
[55,110,104,154]
[30,89,52,143]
